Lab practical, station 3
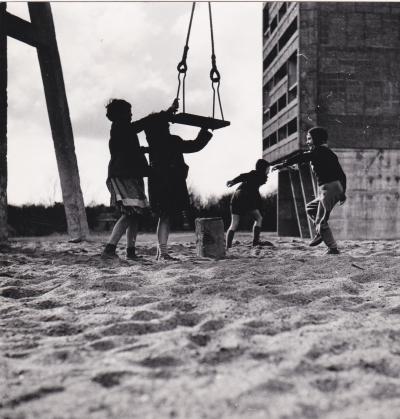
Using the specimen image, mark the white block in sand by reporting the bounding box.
[195,217,226,259]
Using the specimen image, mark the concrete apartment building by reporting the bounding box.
[262,2,400,239]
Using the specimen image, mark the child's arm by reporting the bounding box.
[226,173,249,187]
[132,99,179,133]
[179,128,213,153]
[272,151,312,171]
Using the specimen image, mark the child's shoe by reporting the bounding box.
[309,234,323,247]
[101,243,118,260]
[326,247,340,255]
[156,253,179,261]
[126,246,142,260]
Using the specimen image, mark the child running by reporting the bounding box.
[101,99,150,260]
[273,126,346,254]
[226,159,271,249]
[134,100,213,260]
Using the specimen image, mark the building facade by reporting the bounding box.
[263,2,400,239]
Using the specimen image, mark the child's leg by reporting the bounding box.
[157,214,171,258]
[316,187,339,250]
[250,210,263,245]
[226,214,240,249]
[102,214,129,257]
[306,199,319,224]
[126,216,139,258]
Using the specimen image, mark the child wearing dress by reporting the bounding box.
[273,126,346,254]
[101,99,150,260]
[226,159,270,249]
[134,100,213,260]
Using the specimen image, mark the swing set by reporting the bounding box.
[171,2,230,131]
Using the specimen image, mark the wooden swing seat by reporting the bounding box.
[171,112,230,130]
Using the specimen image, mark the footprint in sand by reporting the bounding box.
[117,295,158,307]
[131,310,162,321]
[1,286,46,299]
[89,339,116,351]
[0,386,65,409]
[200,347,245,365]
[43,322,84,337]
[199,319,225,332]
[102,319,176,336]
[370,382,400,400]
[311,377,339,392]
[140,355,181,368]
[92,371,129,388]
[252,379,294,393]
[189,333,211,347]
[155,300,196,312]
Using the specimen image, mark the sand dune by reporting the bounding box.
[1,233,400,419]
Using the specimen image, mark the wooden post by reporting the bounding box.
[277,170,300,237]
[28,3,89,239]
[0,3,8,242]
[195,218,225,259]
[289,168,310,238]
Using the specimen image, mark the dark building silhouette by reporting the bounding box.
[263,2,400,239]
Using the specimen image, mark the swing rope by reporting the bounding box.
[176,2,196,113]
[175,2,225,121]
[208,2,224,121]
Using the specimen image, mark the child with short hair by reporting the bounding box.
[134,100,213,260]
[226,159,271,249]
[101,99,150,260]
[273,126,346,254]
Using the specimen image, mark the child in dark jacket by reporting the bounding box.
[101,99,150,260]
[226,159,270,249]
[273,126,346,254]
[134,100,213,260]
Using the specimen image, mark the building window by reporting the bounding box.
[288,85,297,103]
[278,94,287,112]
[264,45,278,70]
[269,132,277,146]
[263,6,269,35]
[270,102,278,118]
[274,62,288,85]
[278,17,297,51]
[288,117,297,135]
[278,126,287,142]
[279,3,287,21]
[270,15,278,33]
[288,52,297,88]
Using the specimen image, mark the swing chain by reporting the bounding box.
[176,2,225,122]
[176,2,196,113]
[208,2,224,120]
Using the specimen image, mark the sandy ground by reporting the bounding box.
[1,232,400,419]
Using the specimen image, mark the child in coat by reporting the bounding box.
[273,126,346,254]
[226,159,271,249]
[101,99,150,260]
[134,100,213,260]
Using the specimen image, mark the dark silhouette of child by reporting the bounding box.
[226,159,271,249]
[273,126,346,254]
[102,99,150,260]
[134,100,213,260]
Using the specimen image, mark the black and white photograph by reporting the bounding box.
[1,1,400,418]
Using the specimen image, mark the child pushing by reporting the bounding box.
[226,159,271,249]
[135,100,213,260]
[273,126,346,254]
[101,99,150,260]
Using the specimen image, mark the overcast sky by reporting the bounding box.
[6,2,277,206]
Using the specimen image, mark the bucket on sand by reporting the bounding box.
[195,217,226,259]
